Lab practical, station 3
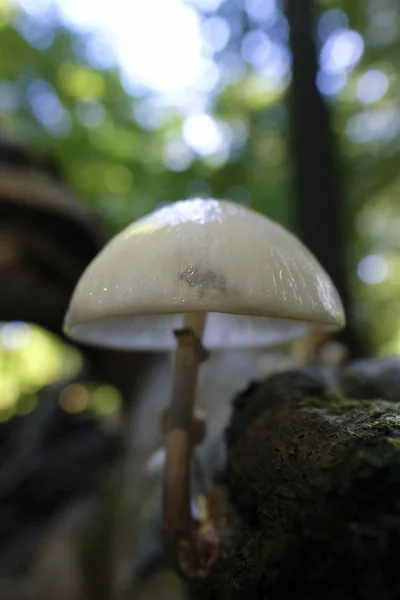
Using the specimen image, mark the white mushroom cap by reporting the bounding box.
[63,198,345,350]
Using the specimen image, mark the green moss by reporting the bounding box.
[298,392,385,414]
[387,436,400,449]
[191,372,400,600]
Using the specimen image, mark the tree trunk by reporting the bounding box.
[285,0,365,358]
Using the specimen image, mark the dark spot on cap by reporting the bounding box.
[179,265,227,298]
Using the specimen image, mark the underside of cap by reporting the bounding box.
[64,198,345,350]
[65,312,340,351]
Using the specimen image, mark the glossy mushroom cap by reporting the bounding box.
[63,198,345,350]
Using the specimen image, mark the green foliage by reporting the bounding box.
[0,2,293,231]
[0,0,399,354]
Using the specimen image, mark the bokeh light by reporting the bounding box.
[356,69,389,104]
[242,30,271,71]
[27,79,71,136]
[317,70,347,96]
[59,383,89,414]
[202,15,230,53]
[186,0,224,11]
[0,322,83,420]
[367,7,398,47]
[91,384,122,416]
[75,100,106,128]
[347,108,400,144]
[357,254,389,284]
[1,322,31,350]
[182,113,231,156]
[320,29,364,74]
[244,0,277,26]
[14,12,54,49]
[163,138,193,172]
[317,9,349,43]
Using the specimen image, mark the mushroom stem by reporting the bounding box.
[163,313,219,578]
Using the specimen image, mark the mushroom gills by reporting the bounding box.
[66,312,323,351]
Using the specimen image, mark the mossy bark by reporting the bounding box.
[190,371,400,600]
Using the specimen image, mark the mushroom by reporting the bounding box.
[63,198,345,578]
[0,139,107,332]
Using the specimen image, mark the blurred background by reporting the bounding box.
[0,0,399,598]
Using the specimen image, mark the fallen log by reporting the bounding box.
[191,371,400,600]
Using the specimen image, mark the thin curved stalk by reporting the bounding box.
[162,314,219,578]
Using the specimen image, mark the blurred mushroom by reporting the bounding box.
[63,198,345,578]
[0,139,107,333]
